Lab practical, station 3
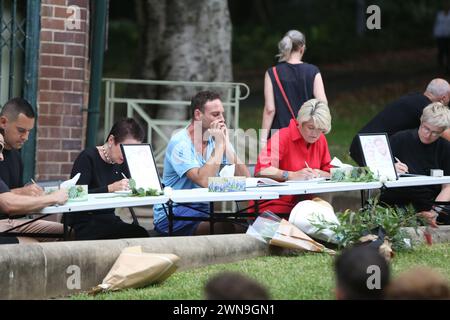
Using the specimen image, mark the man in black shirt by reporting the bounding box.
[0,128,68,243]
[349,78,450,166]
[0,98,42,195]
[380,102,450,226]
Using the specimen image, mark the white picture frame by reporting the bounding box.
[120,144,163,192]
[358,133,398,181]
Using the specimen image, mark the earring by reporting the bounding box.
[108,144,112,148]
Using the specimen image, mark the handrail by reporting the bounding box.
[103,78,250,169]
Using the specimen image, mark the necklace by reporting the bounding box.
[101,145,114,164]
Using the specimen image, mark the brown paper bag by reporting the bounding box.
[269,219,335,254]
[90,246,180,294]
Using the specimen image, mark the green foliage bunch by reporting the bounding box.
[312,199,422,251]
[68,185,88,199]
[331,167,378,182]
[128,178,163,197]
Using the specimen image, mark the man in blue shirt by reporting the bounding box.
[153,91,249,236]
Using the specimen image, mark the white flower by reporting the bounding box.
[163,186,173,197]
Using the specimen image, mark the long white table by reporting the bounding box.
[384,175,450,188]
[5,175,447,238]
[249,176,450,195]
[40,193,169,214]
[170,188,279,203]
[166,189,279,235]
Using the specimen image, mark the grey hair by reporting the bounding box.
[297,99,332,134]
[421,102,450,129]
[276,30,306,62]
[426,78,450,98]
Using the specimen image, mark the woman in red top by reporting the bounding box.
[253,99,332,215]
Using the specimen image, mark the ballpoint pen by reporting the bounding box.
[121,173,128,179]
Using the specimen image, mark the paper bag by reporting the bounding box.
[269,219,335,254]
[90,246,180,294]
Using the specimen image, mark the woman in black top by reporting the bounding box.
[261,30,328,145]
[67,118,149,240]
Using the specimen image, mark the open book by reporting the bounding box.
[246,177,287,188]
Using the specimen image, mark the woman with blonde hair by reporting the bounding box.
[261,30,328,146]
[253,99,332,214]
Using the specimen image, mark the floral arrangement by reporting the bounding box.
[68,185,88,201]
[128,178,163,197]
[311,198,422,252]
[330,166,378,182]
[208,177,246,192]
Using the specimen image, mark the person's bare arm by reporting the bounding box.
[10,184,44,197]
[313,73,328,104]
[435,183,450,202]
[261,72,276,146]
[222,125,250,177]
[186,123,227,188]
[418,184,450,227]
[257,166,315,181]
[185,148,225,188]
[0,189,68,216]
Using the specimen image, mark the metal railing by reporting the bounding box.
[103,78,250,169]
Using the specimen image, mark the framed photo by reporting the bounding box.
[121,144,163,192]
[358,133,398,181]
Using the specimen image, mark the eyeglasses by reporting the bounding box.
[302,124,326,134]
[420,124,444,137]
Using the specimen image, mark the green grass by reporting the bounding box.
[73,243,450,300]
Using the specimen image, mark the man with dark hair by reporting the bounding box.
[334,245,390,300]
[0,128,68,243]
[0,97,41,196]
[152,91,250,236]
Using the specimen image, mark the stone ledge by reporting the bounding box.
[0,234,269,300]
[0,226,448,299]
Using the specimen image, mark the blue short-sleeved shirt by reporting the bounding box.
[153,128,230,225]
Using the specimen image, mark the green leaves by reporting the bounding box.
[311,198,420,251]
[128,178,136,190]
[331,167,378,182]
[127,178,162,197]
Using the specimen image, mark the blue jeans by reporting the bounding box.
[154,204,209,236]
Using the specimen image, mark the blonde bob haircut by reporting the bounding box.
[420,102,450,130]
[297,99,332,134]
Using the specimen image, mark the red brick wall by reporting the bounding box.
[36,0,90,181]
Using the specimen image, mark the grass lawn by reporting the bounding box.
[74,243,450,300]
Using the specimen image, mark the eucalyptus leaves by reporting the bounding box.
[331,166,378,182]
[128,178,163,197]
[311,199,421,251]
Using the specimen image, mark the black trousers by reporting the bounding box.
[68,214,149,240]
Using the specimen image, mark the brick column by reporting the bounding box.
[36,0,90,181]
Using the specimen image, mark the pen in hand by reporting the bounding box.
[121,173,128,179]
[304,161,318,178]
[394,157,408,174]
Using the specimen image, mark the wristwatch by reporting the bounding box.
[281,170,289,181]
